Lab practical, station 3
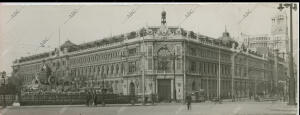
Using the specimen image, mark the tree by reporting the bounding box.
[9,74,24,102]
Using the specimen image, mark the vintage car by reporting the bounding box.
[191,89,206,102]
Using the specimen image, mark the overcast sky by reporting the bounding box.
[0,3,299,75]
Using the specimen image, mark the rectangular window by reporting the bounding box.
[209,63,212,74]
[224,66,227,75]
[222,65,225,75]
[211,63,214,74]
[198,62,202,73]
[228,65,231,75]
[191,61,196,72]
[148,46,153,57]
[129,61,136,73]
[244,67,247,76]
[204,63,208,73]
[190,48,196,56]
[128,48,137,56]
[215,63,219,73]
[235,66,238,75]
[176,45,181,55]
[201,62,204,73]
[148,59,152,70]
[239,68,242,76]
[177,59,181,69]
[216,64,219,74]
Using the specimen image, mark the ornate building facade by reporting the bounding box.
[12,11,287,102]
[242,11,289,59]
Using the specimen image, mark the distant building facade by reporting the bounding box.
[12,11,287,102]
[271,11,289,55]
[242,34,273,51]
[242,11,289,59]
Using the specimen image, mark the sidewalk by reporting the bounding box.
[268,102,297,112]
[3,103,165,109]
[0,100,247,109]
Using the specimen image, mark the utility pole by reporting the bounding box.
[1,71,7,108]
[254,73,257,98]
[231,50,242,101]
[231,53,236,102]
[101,73,106,107]
[141,37,146,105]
[277,3,297,105]
[183,40,187,103]
[218,43,221,102]
[173,52,177,102]
[246,54,249,98]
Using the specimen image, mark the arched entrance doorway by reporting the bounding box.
[157,79,171,102]
[129,82,135,96]
[156,46,172,102]
[129,82,136,104]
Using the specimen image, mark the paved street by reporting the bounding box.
[0,101,297,115]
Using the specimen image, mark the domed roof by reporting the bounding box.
[60,40,77,49]
[218,27,235,43]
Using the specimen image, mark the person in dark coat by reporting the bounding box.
[86,90,91,106]
[151,93,155,105]
[90,89,94,106]
[186,94,192,110]
[93,90,98,107]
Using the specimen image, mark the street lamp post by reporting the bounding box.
[231,49,242,102]
[277,3,297,105]
[172,52,178,102]
[217,42,221,103]
[141,51,146,105]
[101,73,106,107]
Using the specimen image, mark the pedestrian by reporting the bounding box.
[93,90,98,107]
[87,90,92,107]
[86,90,90,106]
[186,94,192,110]
[151,93,155,105]
[90,89,94,106]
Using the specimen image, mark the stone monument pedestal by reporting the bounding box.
[12,95,20,107]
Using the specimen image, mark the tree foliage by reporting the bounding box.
[0,76,23,95]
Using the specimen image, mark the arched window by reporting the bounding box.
[88,66,92,74]
[116,64,119,74]
[101,66,104,75]
[98,66,101,75]
[121,63,124,74]
[111,65,114,74]
[106,65,109,75]
[129,82,135,96]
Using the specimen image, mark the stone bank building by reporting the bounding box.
[12,11,287,102]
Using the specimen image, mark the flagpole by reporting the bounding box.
[59,27,61,48]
